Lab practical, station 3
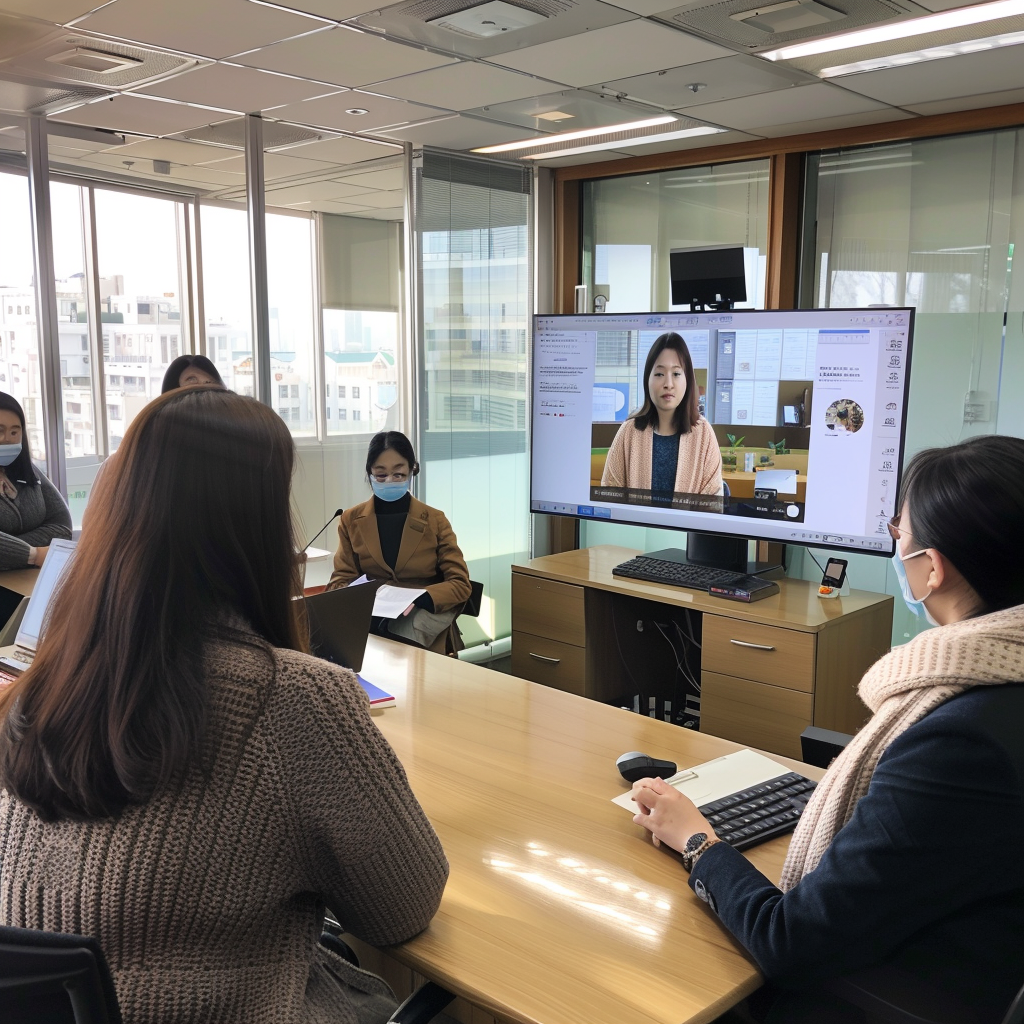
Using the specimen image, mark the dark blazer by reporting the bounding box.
[327,495,471,615]
[690,684,1024,1024]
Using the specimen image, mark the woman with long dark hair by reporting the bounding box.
[600,332,722,497]
[0,387,447,1023]
[327,430,471,655]
[0,391,71,572]
[629,434,1024,1023]
[161,353,224,393]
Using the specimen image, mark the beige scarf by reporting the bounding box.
[780,603,1024,891]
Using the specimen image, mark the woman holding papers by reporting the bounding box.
[0,386,448,1024]
[328,430,471,655]
[600,332,723,498]
[628,434,1024,1024]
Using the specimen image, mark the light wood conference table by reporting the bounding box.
[357,635,825,1024]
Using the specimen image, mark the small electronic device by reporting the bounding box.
[817,557,848,599]
[708,578,780,603]
[783,404,801,425]
[615,751,678,784]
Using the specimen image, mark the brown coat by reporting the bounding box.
[328,496,471,615]
[0,639,449,1024]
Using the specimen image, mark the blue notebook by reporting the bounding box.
[358,675,396,709]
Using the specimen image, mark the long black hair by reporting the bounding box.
[365,431,420,480]
[0,391,39,485]
[899,434,1024,614]
[161,354,225,394]
[631,333,700,434]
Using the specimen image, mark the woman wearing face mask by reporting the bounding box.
[327,431,471,655]
[627,434,1024,1024]
[0,392,72,577]
[161,354,225,393]
[601,332,723,499]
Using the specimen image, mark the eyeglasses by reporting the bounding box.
[886,513,910,542]
[371,472,408,483]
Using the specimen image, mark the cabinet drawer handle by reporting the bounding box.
[529,652,561,664]
[729,639,776,651]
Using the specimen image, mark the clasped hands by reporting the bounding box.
[631,777,718,852]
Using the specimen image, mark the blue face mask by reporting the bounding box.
[371,478,410,502]
[892,547,936,625]
[0,442,21,468]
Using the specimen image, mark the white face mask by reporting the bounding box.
[0,442,21,467]
[892,546,938,626]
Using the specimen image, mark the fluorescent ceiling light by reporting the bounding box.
[819,27,1024,74]
[762,0,1024,59]
[472,114,676,153]
[524,125,724,160]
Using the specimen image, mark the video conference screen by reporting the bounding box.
[531,308,915,557]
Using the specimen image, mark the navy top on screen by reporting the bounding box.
[651,432,680,495]
[690,684,1024,1024]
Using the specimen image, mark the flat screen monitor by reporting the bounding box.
[531,308,915,558]
[670,245,747,309]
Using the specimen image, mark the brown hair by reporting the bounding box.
[631,332,700,434]
[0,386,306,821]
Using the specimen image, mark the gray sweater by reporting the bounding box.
[0,639,449,1024]
[0,469,72,569]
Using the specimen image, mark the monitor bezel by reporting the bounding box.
[529,306,916,559]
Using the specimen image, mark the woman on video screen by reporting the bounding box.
[601,332,723,497]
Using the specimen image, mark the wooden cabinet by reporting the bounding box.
[511,546,894,759]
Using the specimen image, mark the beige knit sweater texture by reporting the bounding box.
[601,418,723,496]
[0,640,449,1024]
[781,603,1024,891]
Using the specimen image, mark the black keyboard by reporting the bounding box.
[699,772,817,851]
[612,555,762,592]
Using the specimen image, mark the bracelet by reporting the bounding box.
[681,833,721,872]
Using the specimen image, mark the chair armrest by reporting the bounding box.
[825,966,981,1024]
[387,982,455,1024]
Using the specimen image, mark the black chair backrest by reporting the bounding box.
[0,925,122,1024]
[1004,982,1024,1024]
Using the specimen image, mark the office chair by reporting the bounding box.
[0,924,122,1024]
[462,580,484,619]
[0,593,28,646]
[825,966,1024,1024]
[800,725,853,768]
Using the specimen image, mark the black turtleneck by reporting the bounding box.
[372,491,435,613]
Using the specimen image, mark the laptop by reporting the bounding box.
[304,579,381,673]
[0,538,77,674]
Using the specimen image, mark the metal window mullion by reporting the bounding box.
[80,186,109,459]
[312,212,326,441]
[403,141,420,451]
[244,114,271,404]
[25,114,67,494]
[176,198,197,358]
[191,197,207,357]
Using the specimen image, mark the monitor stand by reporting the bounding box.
[647,533,785,577]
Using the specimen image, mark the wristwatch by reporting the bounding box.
[681,832,720,872]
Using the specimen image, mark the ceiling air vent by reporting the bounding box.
[429,1,549,38]
[182,118,324,151]
[0,76,109,116]
[46,47,145,75]
[655,0,929,51]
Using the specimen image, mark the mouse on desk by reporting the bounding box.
[616,751,678,784]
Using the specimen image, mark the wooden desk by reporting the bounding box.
[354,636,824,1024]
[511,546,893,758]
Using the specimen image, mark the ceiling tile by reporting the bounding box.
[614,128,762,155]
[279,134,402,163]
[264,180,378,203]
[74,146,245,175]
[682,82,890,132]
[374,62,561,112]
[755,107,914,138]
[489,20,731,86]
[135,63,332,112]
[0,0,103,21]
[603,55,818,110]
[335,165,404,190]
[340,188,403,208]
[277,198,374,213]
[463,87,656,133]
[529,149,636,167]
[95,137,231,164]
[236,26,456,88]
[379,114,546,149]
[905,86,1024,116]
[601,0,686,14]
[74,0,326,60]
[266,90,443,132]
[69,152,247,186]
[352,206,404,219]
[829,46,1024,108]
[52,94,235,135]
[262,0,394,17]
[200,150,337,178]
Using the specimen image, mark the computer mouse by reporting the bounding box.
[616,751,678,784]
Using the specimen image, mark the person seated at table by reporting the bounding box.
[0,391,72,575]
[601,333,722,499]
[629,433,1024,1024]
[328,431,471,655]
[0,386,448,1024]
[161,353,224,393]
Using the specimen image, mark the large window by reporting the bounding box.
[581,159,771,314]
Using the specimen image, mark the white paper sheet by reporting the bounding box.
[373,584,426,619]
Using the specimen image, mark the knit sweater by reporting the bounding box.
[601,418,723,496]
[0,468,72,569]
[0,639,449,1024]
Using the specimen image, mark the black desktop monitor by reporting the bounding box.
[670,245,747,310]
[531,308,915,565]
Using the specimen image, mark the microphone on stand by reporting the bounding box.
[304,509,343,551]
